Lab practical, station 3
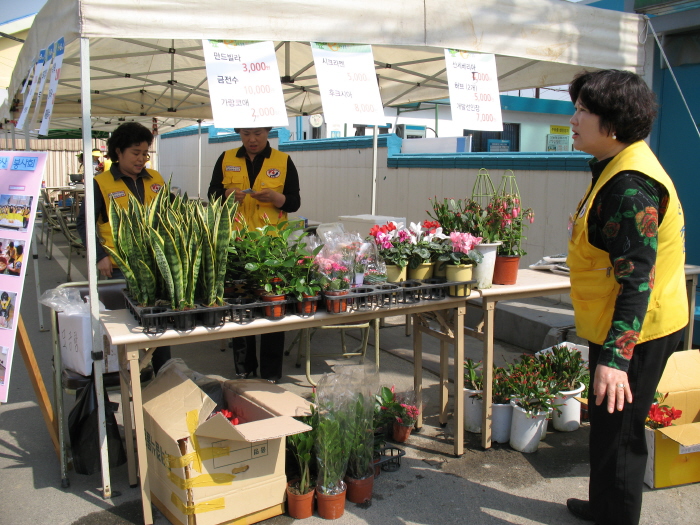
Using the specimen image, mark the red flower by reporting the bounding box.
[602,221,620,239]
[635,207,659,238]
[613,258,634,279]
[615,330,639,359]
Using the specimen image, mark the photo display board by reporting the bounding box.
[0,152,46,402]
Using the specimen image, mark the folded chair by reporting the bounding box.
[53,207,85,281]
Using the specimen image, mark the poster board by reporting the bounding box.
[0,152,46,403]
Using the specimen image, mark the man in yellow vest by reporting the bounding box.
[77,122,170,373]
[208,127,301,382]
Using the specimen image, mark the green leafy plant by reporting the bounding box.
[463,359,483,390]
[198,193,237,306]
[314,400,351,495]
[287,234,324,301]
[506,354,557,416]
[540,344,588,393]
[287,411,316,495]
[346,392,376,480]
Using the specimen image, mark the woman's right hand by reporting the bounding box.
[97,256,113,278]
[225,188,247,204]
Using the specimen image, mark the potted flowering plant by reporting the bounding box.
[490,193,535,258]
[368,221,413,281]
[405,221,445,279]
[288,234,324,314]
[646,392,682,429]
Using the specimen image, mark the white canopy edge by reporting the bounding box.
[3,0,646,121]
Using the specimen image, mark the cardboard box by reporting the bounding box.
[58,310,119,376]
[142,368,312,525]
[644,350,700,489]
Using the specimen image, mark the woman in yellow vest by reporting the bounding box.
[76,122,170,373]
[208,127,301,383]
[565,70,687,525]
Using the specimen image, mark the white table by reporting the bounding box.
[102,293,473,524]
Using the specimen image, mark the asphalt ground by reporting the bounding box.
[1,219,698,525]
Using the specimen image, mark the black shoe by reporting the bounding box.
[566,499,595,522]
[235,371,257,379]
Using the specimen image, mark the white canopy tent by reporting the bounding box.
[2,1,650,519]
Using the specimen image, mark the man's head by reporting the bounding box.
[234,127,272,156]
[92,148,102,158]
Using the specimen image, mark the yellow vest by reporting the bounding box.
[567,141,687,344]
[221,148,288,229]
[95,168,165,265]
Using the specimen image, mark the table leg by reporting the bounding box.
[439,339,449,426]
[481,300,496,449]
[684,274,697,350]
[373,318,380,370]
[413,314,423,430]
[119,345,137,488]
[127,347,153,525]
[454,306,465,456]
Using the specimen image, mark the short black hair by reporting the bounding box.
[569,69,657,144]
[107,122,153,161]
[233,127,273,134]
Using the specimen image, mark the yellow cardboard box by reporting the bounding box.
[644,350,700,489]
[142,367,312,525]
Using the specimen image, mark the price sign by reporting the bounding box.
[311,43,385,125]
[16,49,46,130]
[39,38,66,136]
[444,50,503,132]
[202,40,288,128]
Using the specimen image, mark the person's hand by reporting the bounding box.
[225,188,247,204]
[251,188,285,208]
[97,257,113,278]
[593,364,633,413]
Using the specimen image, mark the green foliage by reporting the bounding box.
[346,393,376,480]
[314,400,352,495]
[287,411,316,495]
[463,359,483,390]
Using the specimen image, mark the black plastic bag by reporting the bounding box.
[67,375,127,475]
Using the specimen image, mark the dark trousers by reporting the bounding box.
[233,332,285,382]
[588,329,682,525]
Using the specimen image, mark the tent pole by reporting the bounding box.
[10,121,16,150]
[80,37,112,501]
[197,119,202,199]
[371,125,378,214]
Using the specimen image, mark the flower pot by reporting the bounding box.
[493,255,520,285]
[325,290,349,313]
[316,486,347,520]
[408,262,434,281]
[385,264,407,283]
[392,421,413,443]
[172,311,196,331]
[261,294,286,319]
[296,293,319,316]
[464,388,483,433]
[552,382,586,432]
[509,402,548,453]
[491,402,513,444]
[286,481,315,519]
[344,472,374,504]
[473,242,501,289]
[354,272,364,286]
[446,263,474,297]
[433,260,448,278]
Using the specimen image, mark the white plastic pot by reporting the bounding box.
[472,242,501,289]
[464,388,483,433]
[491,402,513,444]
[509,402,548,453]
[552,382,586,432]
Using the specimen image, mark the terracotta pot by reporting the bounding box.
[344,472,374,504]
[324,290,349,313]
[492,255,520,285]
[296,293,319,315]
[392,421,413,443]
[261,294,286,319]
[316,486,347,520]
[385,264,407,283]
[286,481,315,519]
[407,262,434,281]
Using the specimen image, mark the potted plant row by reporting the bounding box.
[106,182,237,330]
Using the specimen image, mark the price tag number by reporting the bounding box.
[251,107,276,120]
[242,62,271,73]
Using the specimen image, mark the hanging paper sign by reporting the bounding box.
[16,49,46,130]
[29,42,55,132]
[39,38,66,136]
[311,43,385,125]
[202,40,288,128]
[20,63,35,95]
[444,50,503,132]
[0,151,46,403]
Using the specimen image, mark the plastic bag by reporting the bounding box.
[157,358,225,412]
[67,374,127,475]
[314,233,363,291]
[357,238,387,284]
[39,287,106,314]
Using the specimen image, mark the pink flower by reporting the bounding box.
[512,207,520,218]
[449,232,482,254]
[397,229,411,243]
[376,232,393,250]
